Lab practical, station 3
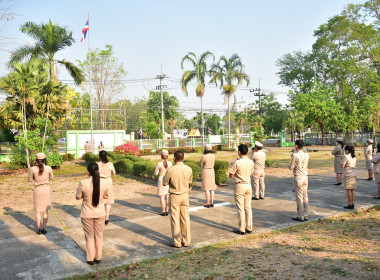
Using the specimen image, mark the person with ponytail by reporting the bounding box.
[341,145,357,209]
[364,139,374,180]
[97,150,116,225]
[371,143,380,199]
[332,138,344,185]
[28,153,54,235]
[76,163,109,265]
[154,149,172,216]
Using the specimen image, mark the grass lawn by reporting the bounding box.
[64,206,380,280]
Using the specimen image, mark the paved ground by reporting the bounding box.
[1,168,379,280]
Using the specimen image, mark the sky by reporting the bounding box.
[0,0,365,118]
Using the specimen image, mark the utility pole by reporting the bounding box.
[155,65,167,141]
[249,78,266,116]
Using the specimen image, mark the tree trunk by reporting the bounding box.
[201,96,204,146]
[42,96,50,152]
[23,98,30,169]
[228,95,231,149]
[49,60,55,81]
[321,126,326,146]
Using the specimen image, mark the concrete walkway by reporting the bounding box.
[1,169,378,280]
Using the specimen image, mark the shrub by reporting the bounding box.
[193,146,203,153]
[184,160,200,184]
[83,152,98,163]
[46,152,64,168]
[62,153,75,162]
[120,154,142,162]
[114,159,134,174]
[139,148,153,156]
[132,160,155,178]
[106,151,118,162]
[214,160,229,185]
[114,143,140,156]
[265,159,277,168]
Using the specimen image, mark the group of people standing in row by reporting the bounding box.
[27,138,380,264]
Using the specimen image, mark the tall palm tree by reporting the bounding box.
[9,19,83,84]
[210,54,250,148]
[181,51,214,145]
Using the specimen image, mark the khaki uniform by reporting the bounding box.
[154,160,172,195]
[84,143,91,153]
[229,156,254,233]
[331,145,344,174]
[371,153,380,183]
[250,150,266,198]
[28,165,54,212]
[76,177,108,261]
[289,151,309,220]
[163,162,193,247]
[341,155,357,189]
[364,145,373,170]
[199,154,217,191]
[97,161,116,204]
[98,144,104,150]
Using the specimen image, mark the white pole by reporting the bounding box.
[88,12,94,153]
[160,64,165,141]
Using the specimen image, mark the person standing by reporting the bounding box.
[364,139,374,180]
[28,153,53,235]
[371,143,380,199]
[332,138,344,185]
[84,141,91,153]
[341,145,357,209]
[163,150,193,248]
[229,144,254,235]
[289,140,310,222]
[154,150,172,216]
[199,144,217,208]
[97,150,116,225]
[250,141,266,200]
[98,141,104,151]
[76,163,108,265]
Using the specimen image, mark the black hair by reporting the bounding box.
[295,140,304,149]
[238,144,249,155]
[256,146,263,150]
[337,141,344,148]
[204,149,213,154]
[99,150,108,163]
[344,145,355,158]
[174,150,184,161]
[87,163,101,207]
[37,158,46,175]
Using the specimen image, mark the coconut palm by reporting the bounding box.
[9,20,83,84]
[181,51,215,145]
[285,109,304,141]
[210,54,250,148]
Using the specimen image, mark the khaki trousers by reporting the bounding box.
[81,217,105,261]
[252,170,265,198]
[234,183,253,232]
[294,175,309,220]
[170,192,191,247]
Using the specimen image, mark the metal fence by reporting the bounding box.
[305,132,379,146]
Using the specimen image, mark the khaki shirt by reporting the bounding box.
[154,160,172,177]
[371,153,380,174]
[163,162,193,194]
[199,153,215,169]
[341,154,357,177]
[332,145,343,157]
[229,156,254,184]
[28,165,53,187]
[97,161,116,178]
[76,177,109,218]
[84,143,91,152]
[250,150,266,171]
[289,150,309,176]
[364,145,373,160]
[98,144,104,150]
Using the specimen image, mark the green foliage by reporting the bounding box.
[62,153,75,161]
[214,160,229,185]
[0,129,15,142]
[144,122,159,139]
[205,114,222,135]
[83,152,98,163]
[183,160,200,185]
[114,159,134,174]
[132,160,155,178]
[260,93,286,135]
[46,152,63,168]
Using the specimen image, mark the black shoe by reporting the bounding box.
[105,220,109,225]
[344,205,354,209]
[350,204,354,209]
[37,229,42,235]
[204,205,210,208]
[210,204,214,207]
[367,178,374,180]
[252,197,259,200]
[246,229,252,234]
[160,212,166,216]
[373,196,380,199]
[304,218,308,221]
[233,229,245,235]
[87,261,94,265]
[94,259,101,264]
[291,217,304,222]
[259,197,264,200]
[165,212,169,216]
[334,182,342,185]
[41,229,47,235]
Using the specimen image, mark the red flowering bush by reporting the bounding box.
[113,143,140,156]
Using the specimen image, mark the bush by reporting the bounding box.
[265,159,277,168]
[132,160,155,178]
[214,160,229,185]
[46,152,64,168]
[114,143,140,156]
[83,152,98,163]
[183,160,200,184]
[120,154,143,162]
[193,146,204,153]
[114,159,134,174]
[62,153,75,162]
[139,148,153,156]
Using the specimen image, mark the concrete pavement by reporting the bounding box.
[0,168,379,280]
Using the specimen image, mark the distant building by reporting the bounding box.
[233,100,258,113]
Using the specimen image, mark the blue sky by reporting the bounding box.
[0,0,364,117]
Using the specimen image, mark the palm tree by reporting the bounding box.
[210,54,250,148]
[181,51,215,145]
[9,20,83,84]
[234,112,247,134]
[285,109,304,141]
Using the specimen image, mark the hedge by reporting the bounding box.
[183,160,201,185]
[132,161,156,178]
[114,159,134,174]
[138,146,219,156]
[62,153,75,162]
[214,160,229,185]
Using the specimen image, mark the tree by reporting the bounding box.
[260,93,286,135]
[234,112,247,134]
[78,45,127,129]
[210,54,250,148]
[181,51,214,144]
[9,20,83,84]
[205,114,222,135]
[285,109,304,141]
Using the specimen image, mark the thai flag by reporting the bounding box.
[81,20,89,42]
[139,128,143,136]
[208,127,212,134]
[158,127,161,134]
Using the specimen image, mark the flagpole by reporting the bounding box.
[88,12,94,153]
